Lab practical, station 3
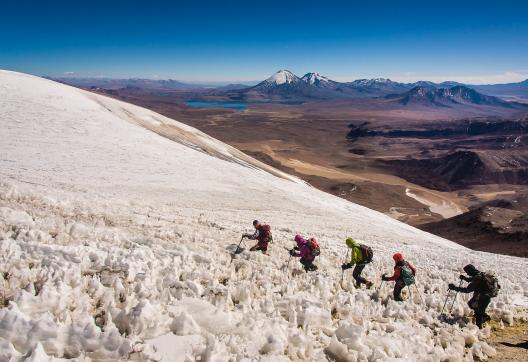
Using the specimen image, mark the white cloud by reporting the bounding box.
[63,71,75,75]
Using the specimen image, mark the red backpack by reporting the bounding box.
[307,238,320,256]
[258,224,272,242]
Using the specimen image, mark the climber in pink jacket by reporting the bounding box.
[289,234,320,272]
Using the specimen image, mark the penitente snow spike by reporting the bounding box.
[414,283,425,306]
[285,254,292,272]
[377,280,385,292]
[230,236,245,265]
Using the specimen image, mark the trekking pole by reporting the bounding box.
[440,292,450,316]
[408,285,413,301]
[448,280,463,314]
[230,236,245,265]
[340,248,348,286]
[377,280,384,292]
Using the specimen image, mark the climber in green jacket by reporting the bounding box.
[341,237,374,289]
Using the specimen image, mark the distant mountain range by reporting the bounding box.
[222,70,528,107]
[385,85,515,108]
[49,70,528,106]
[48,77,203,90]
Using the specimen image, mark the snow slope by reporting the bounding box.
[0,70,526,361]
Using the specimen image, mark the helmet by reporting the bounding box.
[393,253,404,262]
[345,237,358,248]
[252,220,259,226]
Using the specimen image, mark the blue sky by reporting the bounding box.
[1,0,527,83]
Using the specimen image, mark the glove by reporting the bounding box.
[381,274,389,281]
[448,283,456,290]
[459,274,466,280]
[341,263,351,270]
[289,249,296,256]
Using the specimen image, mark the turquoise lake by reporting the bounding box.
[186,100,247,111]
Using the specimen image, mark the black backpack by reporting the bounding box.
[359,244,373,263]
[481,272,500,297]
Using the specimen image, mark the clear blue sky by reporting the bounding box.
[1,0,527,83]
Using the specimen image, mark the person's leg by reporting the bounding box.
[352,264,367,285]
[300,258,312,272]
[307,258,317,271]
[475,295,491,328]
[394,281,404,301]
[258,242,268,254]
[250,244,267,253]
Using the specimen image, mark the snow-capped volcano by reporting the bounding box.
[263,69,301,85]
[0,70,526,360]
[301,72,332,85]
[250,70,327,98]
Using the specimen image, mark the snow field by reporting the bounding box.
[0,70,527,361]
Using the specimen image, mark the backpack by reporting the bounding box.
[307,238,320,257]
[258,224,272,242]
[359,244,373,263]
[400,263,415,286]
[481,272,500,297]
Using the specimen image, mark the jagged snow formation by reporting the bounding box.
[0,70,526,361]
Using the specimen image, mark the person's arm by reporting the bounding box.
[342,247,358,269]
[246,229,259,240]
[386,267,401,281]
[408,262,416,275]
[459,275,472,282]
[289,247,301,257]
[450,280,476,293]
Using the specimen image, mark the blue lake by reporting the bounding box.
[186,100,247,111]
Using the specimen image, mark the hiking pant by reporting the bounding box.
[250,242,268,252]
[393,280,406,301]
[469,294,491,328]
[352,264,368,285]
[300,257,316,272]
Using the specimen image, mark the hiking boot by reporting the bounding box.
[365,281,373,289]
[305,264,318,272]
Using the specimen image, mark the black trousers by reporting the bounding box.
[469,294,491,328]
[300,257,316,271]
[393,280,406,301]
[352,264,368,285]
